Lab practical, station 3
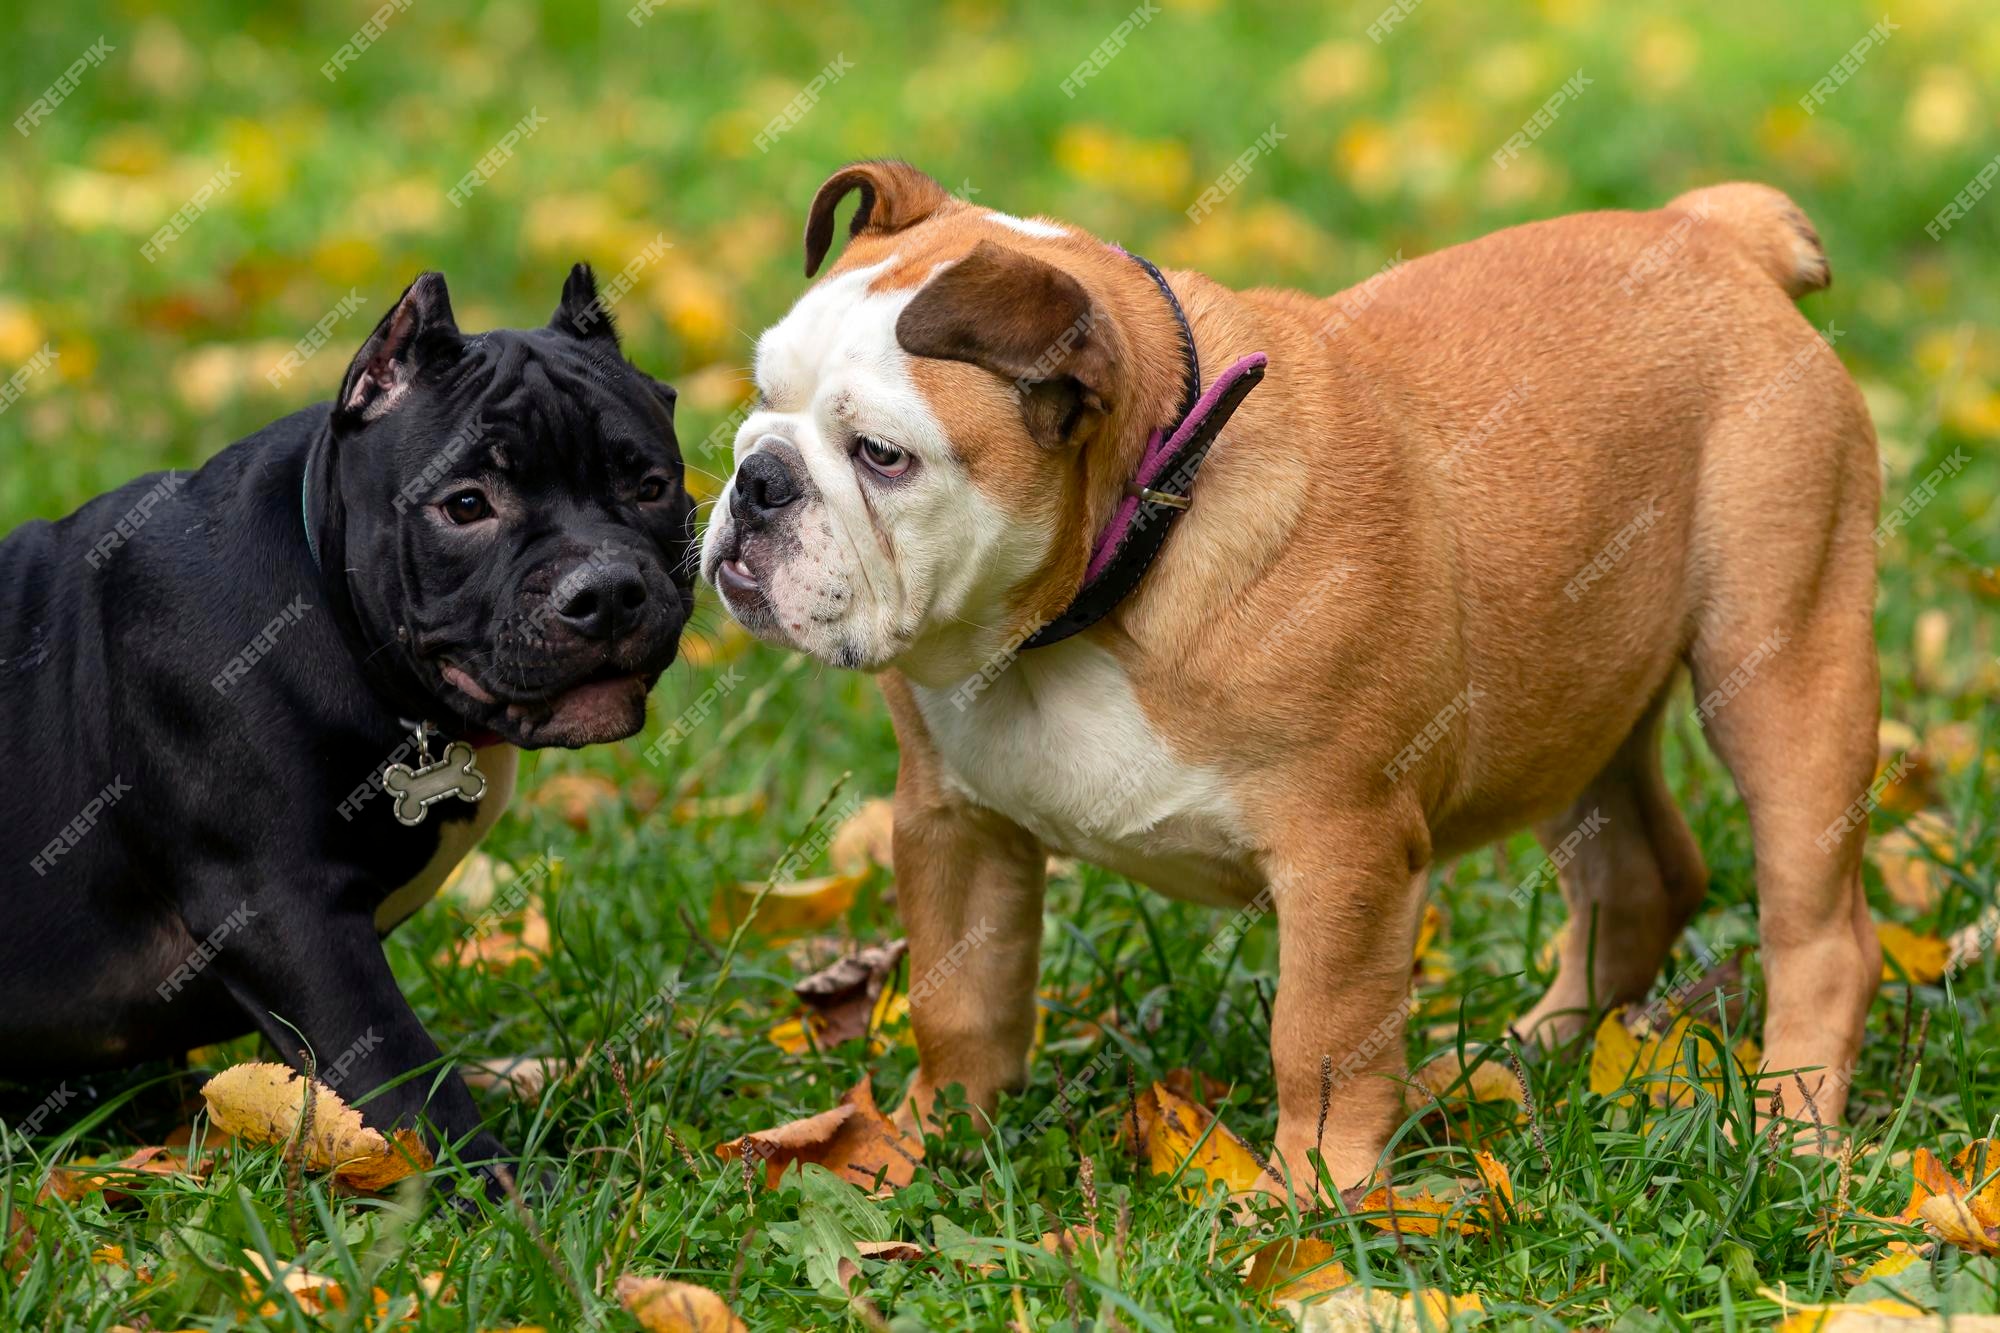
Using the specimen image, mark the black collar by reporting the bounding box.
[1020,251,1266,650]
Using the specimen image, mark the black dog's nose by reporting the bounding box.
[731,448,799,529]
[553,560,648,641]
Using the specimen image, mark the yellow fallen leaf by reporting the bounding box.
[1872,812,1956,912]
[1877,922,1951,984]
[616,1276,747,1333]
[1356,1183,1481,1237]
[829,798,895,874]
[200,1062,431,1192]
[1129,1081,1268,1199]
[1242,1236,1350,1303]
[708,873,864,941]
[1588,1008,1758,1108]
[1768,1292,1932,1332]
[240,1250,390,1319]
[1282,1285,1485,1329]
[1918,1193,2000,1254]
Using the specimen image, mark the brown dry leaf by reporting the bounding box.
[1877,922,1951,984]
[42,1146,201,1206]
[1162,1067,1232,1107]
[617,1275,747,1333]
[1242,1236,1350,1302]
[530,771,621,830]
[829,798,896,875]
[200,1062,432,1193]
[774,939,909,1052]
[240,1250,390,1320]
[714,1077,923,1194]
[445,902,552,970]
[1873,812,1957,912]
[709,873,864,942]
[1128,1081,1268,1199]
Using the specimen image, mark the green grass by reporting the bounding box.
[2,0,1997,1328]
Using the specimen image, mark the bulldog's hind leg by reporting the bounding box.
[1515,688,1709,1045]
[1687,590,1881,1127]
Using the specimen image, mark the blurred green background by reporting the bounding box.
[2,0,1995,568]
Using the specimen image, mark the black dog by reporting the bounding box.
[0,267,693,1178]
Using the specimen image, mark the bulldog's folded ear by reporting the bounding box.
[337,272,460,425]
[896,240,1114,449]
[804,160,953,277]
[550,262,619,345]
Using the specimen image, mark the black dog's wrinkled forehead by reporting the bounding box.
[397,327,681,486]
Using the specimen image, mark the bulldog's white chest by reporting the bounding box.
[374,745,519,934]
[911,642,1262,906]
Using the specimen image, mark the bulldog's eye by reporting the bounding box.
[441,489,493,525]
[856,436,911,478]
[637,474,670,503]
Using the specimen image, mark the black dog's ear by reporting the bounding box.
[550,262,619,345]
[338,273,460,425]
[648,377,677,423]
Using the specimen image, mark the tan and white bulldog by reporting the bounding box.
[701,160,1883,1193]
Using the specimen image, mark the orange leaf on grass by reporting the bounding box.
[714,1077,923,1194]
[42,1146,202,1206]
[1242,1237,1350,1302]
[616,1275,747,1333]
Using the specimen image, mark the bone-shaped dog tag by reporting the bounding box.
[382,739,487,827]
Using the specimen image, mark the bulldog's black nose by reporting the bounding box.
[731,449,799,529]
[553,560,648,641]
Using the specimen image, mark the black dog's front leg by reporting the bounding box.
[184,893,507,1177]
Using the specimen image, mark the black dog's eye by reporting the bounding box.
[441,489,492,525]
[637,474,670,503]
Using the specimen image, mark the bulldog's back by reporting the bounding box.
[1279,186,1874,837]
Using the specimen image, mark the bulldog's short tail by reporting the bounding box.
[1667,182,1831,299]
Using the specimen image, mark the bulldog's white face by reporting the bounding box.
[699,260,1051,684]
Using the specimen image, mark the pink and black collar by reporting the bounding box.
[1021,250,1267,650]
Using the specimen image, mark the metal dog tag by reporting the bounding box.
[381,726,487,827]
